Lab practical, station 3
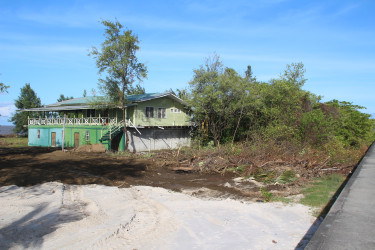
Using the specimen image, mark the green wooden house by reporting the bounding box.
[23,92,191,152]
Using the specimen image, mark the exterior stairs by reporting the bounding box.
[99,121,124,143]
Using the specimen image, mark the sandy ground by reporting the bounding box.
[0,182,315,249]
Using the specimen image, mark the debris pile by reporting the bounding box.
[148,146,358,187]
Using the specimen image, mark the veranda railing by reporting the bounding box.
[28,117,118,126]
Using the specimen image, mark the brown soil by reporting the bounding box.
[0,146,276,200]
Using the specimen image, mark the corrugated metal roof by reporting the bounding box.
[21,105,92,112]
[127,93,165,102]
[47,92,183,107]
[47,96,109,107]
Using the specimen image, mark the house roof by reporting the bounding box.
[19,92,186,112]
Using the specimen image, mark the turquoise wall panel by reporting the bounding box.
[28,125,124,151]
[50,128,63,147]
[28,127,63,147]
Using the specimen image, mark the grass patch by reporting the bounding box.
[260,187,273,202]
[253,169,277,184]
[271,196,292,204]
[226,165,246,174]
[0,136,28,147]
[137,152,155,158]
[275,170,295,184]
[301,174,345,210]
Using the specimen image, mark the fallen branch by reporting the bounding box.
[171,166,195,172]
[320,168,339,171]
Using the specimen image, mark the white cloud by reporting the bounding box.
[0,102,16,118]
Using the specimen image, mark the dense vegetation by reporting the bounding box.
[179,55,375,173]
[10,83,42,134]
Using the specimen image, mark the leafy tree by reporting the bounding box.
[0,77,9,116]
[83,89,87,97]
[127,83,145,95]
[187,56,374,153]
[90,19,147,150]
[163,88,188,100]
[175,88,189,101]
[0,82,9,93]
[299,107,333,146]
[251,63,319,142]
[188,54,223,146]
[57,94,74,102]
[245,65,256,82]
[325,100,375,147]
[230,65,258,143]
[10,83,41,134]
[280,62,306,88]
[188,55,251,146]
[0,74,10,93]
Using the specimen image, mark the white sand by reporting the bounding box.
[0,182,314,249]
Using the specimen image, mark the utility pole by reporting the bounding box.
[62,114,66,151]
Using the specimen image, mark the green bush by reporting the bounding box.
[299,108,333,146]
[260,187,273,202]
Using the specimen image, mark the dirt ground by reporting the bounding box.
[0,146,301,201]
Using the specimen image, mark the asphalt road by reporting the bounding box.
[305,142,375,249]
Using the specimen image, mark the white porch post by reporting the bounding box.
[62,114,66,151]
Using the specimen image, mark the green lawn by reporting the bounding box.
[301,174,345,215]
[0,137,28,147]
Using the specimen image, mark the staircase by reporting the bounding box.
[99,121,124,143]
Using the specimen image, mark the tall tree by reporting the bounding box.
[127,83,145,95]
[188,55,250,147]
[57,94,74,102]
[176,88,189,101]
[90,19,147,150]
[253,63,316,142]
[10,83,41,134]
[325,100,375,147]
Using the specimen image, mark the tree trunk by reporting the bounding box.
[232,101,245,145]
[122,106,129,151]
[120,73,130,151]
[121,89,129,151]
[213,134,220,149]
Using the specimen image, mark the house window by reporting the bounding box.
[85,131,90,141]
[158,108,166,118]
[146,107,154,118]
[170,108,181,113]
[37,130,40,139]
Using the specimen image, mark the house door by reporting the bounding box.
[74,133,79,148]
[51,132,56,147]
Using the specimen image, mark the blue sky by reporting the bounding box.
[0,0,374,125]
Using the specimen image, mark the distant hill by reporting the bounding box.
[0,125,15,135]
